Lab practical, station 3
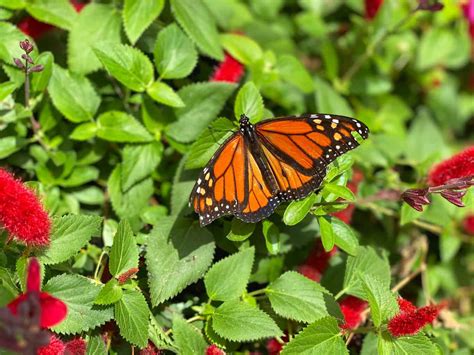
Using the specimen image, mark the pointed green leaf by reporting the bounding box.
[332,217,358,256]
[121,142,163,191]
[267,271,332,323]
[170,0,224,60]
[109,220,139,277]
[26,0,78,30]
[97,111,153,143]
[220,33,262,65]
[48,64,100,123]
[205,247,254,301]
[115,289,150,348]
[154,23,198,79]
[360,275,398,327]
[146,217,215,306]
[94,43,154,92]
[123,0,165,44]
[173,317,207,354]
[167,82,236,143]
[86,336,107,355]
[147,81,185,107]
[283,193,317,226]
[322,183,355,201]
[38,215,102,265]
[226,219,255,242]
[94,279,123,305]
[281,317,348,355]
[318,215,335,251]
[234,81,264,123]
[44,274,114,334]
[277,54,314,94]
[212,300,282,341]
[68,3,121,74]
[31,51,53,93]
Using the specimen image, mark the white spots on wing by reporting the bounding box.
[310,114,319,118]
[356,122,361,127]
[197,178,202,184]
[324,114,331,118]
[336,145,341,150]
[332,119,339,124]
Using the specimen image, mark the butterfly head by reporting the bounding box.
[239,114,253,134]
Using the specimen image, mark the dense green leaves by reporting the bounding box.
[94,44,154,92]
[48,65,100,122]
[281,317,348,354]
[170,0,224,60]
[211,300,282,341]
[39,215,102,265]
[205,247,254,301]
[154,23,198,79]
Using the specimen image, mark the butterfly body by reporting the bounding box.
[190,114,369,226]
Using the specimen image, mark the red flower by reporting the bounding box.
[139,342,162,355]
[297,240,337,282]
[387,298,444,337]
[339,296,368,329]
[37,334,66,355]
[64,338,87,355]
[206,344,226,355]
[365,0,384,20]
[210,53,244,83]
[266,338,283,355]
[0,168,51,246]
[462,0,474,40]
[332,169,364,224]
[8,258,67,328]
[463,215,474,235]
[117,267,139,284]
[18,0,87,39]
[428,146,474,186]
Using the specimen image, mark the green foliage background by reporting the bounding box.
[0,0,473,354]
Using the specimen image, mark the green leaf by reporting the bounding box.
[322,183,355,201]
[343,246,391,299]
[48,64,100,123]
[109,220,139,277]
[283,193,317,226]
[400,202,425,226]
[185,117,234,169]
[173,317,207,354]
[205,247,254,301]
[68,3,121,74]
[123,0,165,44]
[146,217,215,306]
[70,122,97,141]
[318,215,335,251]
[121,142,163,191]
[220,33,263,65]
[44,274,114,334]
[226,219,255,242]
[281,317,348,355]
[439,229,461,263]
[278,55,314,93]
[211,300,282,341]
[26,0,78,30]
[267,271,332,323]
[94,43,154,92]
[86,336,107,355]
[167,82,236,143]
[147,81,185,107]
[314,77,353,117]
[31,51,53,93]
[154,23,198,79]
[0,137,26,159]
[391,334,438,355]
[115,289,150,348]
[360,275,398,327]
[332,218,358,256]
[108,165,154,220]
[94,279,123,305]
[0,81,16,101]
[0,0,24,10]
[262,220,280,255]
[97,111,153,143]
[39,215,102,265]
[170,0,224,60]
[234,81,264,123]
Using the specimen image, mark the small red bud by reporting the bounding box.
[19,39,34,54]
[13,57,25,69]
[29,65,44,73]
[21,53,34,64]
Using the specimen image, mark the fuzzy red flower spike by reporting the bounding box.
[210,53,244,83]
[339,296,368,329]
[8,258,67,328]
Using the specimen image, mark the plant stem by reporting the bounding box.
[94,251,107,281]
[246,288,267,297]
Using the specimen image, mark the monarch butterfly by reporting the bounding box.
[190,114,369,226]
